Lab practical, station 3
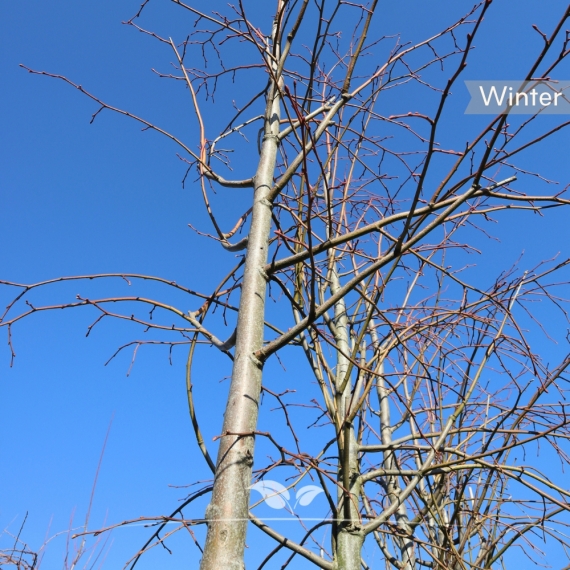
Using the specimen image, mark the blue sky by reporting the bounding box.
[2,1,570,569]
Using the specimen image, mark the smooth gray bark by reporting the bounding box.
[199,52,282,570]
[331,267,364,570]
[377,364,416,570]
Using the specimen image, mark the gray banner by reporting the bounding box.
[465,80,570,114]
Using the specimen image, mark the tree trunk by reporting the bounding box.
[331,267,364,570]
[377,365,416,570]
[199,42,282,570]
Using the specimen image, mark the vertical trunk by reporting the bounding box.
[199,37,282,570]
[377,365,416,570]
[331,267,364,570]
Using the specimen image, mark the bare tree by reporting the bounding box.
[4,1,570,569]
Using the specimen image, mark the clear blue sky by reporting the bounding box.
[2,1,570,569]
